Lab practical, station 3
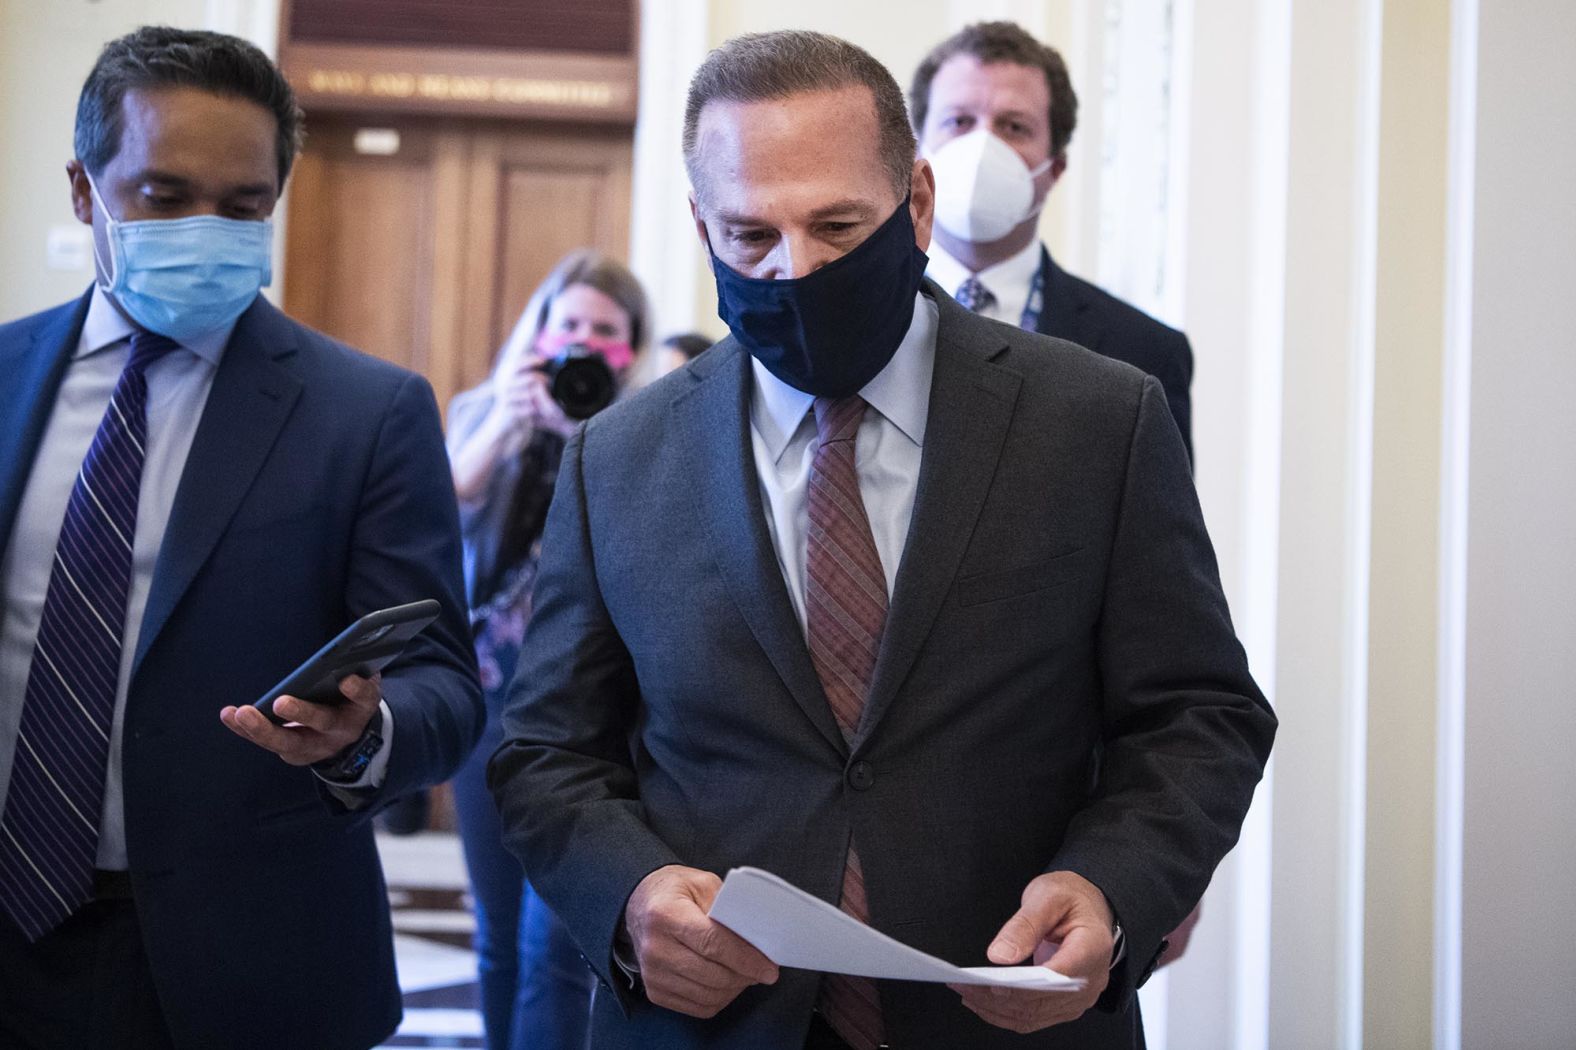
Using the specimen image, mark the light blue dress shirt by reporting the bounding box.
[0,288,389,869]
[748,292,939,628]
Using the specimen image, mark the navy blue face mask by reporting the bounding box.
[710,196,930,398]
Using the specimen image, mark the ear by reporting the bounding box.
[1047,153,1068,192]
[909,157,936,253]
[67,160,93,225]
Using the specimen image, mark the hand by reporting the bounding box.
[495,362,576,439]
[220,673,383,767]
[624,864,779,1018]
[947,870,1114,1035]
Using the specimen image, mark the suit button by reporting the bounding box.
[847,761,875,791]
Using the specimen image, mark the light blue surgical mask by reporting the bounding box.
[89,175,273,343]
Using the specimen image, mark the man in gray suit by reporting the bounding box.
[489,30,1275,1050]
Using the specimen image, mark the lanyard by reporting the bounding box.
[1019,252,1048,331]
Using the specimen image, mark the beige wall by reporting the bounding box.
[0,0,207,322]
[1363,1,1450,1046]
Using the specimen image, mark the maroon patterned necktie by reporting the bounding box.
[806,396,888,1050]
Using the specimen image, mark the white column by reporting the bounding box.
[202,0,279,55]
[1264,0,1382,1045]
[629,0,711,350]
[1164,0,1288,1047]
[1431,0,1478,1045]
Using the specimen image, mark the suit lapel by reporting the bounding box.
[674,343,847,755]
[1036,248,1102,353]
[0,291,92,551]
[133,299,303,674]
[857,294,1021,746]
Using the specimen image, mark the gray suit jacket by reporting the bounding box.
[489,288,1275,1049]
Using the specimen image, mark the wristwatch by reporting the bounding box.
[313,707,384,783]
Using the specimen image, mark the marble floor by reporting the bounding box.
[375,831,486,1049]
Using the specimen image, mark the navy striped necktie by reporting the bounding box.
[0,329,179,941]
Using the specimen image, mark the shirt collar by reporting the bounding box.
[75,284,232,366]
[925,238,1044,301]
[749,290,938,463]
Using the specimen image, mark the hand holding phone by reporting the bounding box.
[249,600,440,724]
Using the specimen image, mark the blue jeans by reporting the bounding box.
[452,705,593,1050]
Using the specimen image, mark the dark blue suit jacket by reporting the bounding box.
[1035,248,1194,460]
[0,291,483,1050]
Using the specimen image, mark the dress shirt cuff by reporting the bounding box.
[612,922,641,990]
[314,699,394,806]
[612,944,641,990]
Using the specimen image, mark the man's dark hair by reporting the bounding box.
[910,21,1079,162]
[683,30,917,202]
[75,26,305,186]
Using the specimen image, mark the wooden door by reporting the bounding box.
[282,116,633,416]
[454,124,634,399]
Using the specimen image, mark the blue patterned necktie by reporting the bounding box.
[0,329,178,941]
[955,274,997,314]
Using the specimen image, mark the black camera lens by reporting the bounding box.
[540,345,616,420]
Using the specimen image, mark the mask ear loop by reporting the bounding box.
[85,173,121,289]
[1020,155,1057,225]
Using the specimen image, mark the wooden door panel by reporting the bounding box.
[493,167,601,350]
[284,117,632,417]
[321,159,432,372]
[283,123,439,377]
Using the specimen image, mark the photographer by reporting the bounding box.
[446,249,648,1050]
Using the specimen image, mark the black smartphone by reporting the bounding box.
[252,600,441,724]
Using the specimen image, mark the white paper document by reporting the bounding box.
[707,866,1084,992]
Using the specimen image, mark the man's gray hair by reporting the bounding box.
[682,31,917,202]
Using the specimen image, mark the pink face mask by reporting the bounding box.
[534,329,636,373]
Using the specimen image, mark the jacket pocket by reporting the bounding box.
[955,546,1091,608]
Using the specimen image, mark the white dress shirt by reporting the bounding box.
[749,293,939,626]
[0,288,388,869]
[926,238,1044,328]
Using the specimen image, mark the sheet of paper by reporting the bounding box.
[707,866,1083,991]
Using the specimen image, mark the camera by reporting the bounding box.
[539,344,616,420]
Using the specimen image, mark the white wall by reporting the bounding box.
[0,0,281,323]
[0,0,206,321]
[1457,1,1576,1045]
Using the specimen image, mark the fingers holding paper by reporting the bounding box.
[625,864,780,1018]
[950,870,1114,1034]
